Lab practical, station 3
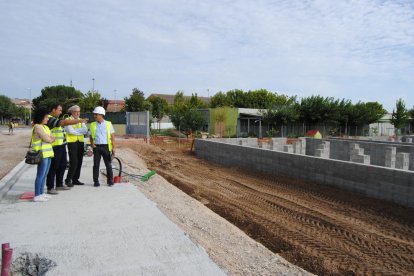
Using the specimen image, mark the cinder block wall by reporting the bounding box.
[195,139,414,208]
[306,138,414,171]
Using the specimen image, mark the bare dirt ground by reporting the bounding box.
[0,127,31,180]
[120,141,414,276]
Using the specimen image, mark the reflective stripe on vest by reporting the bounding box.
[48,115,65,147]
[66,116,85,143]
[32,125,54,158]
[90,121,113,152]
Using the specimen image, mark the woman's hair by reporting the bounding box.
[33,109,50,124]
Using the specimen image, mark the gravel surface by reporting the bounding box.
[118,146,311,276]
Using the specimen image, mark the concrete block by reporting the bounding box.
[350,154,370,164]
[396,153,409,170]
[283,145,293,153]
[385,147,396,168]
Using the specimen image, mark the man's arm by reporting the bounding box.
[59,118,88,127]
[65,124,85,135]
[90,135,95,148]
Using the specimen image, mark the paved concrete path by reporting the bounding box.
[0,156,225,275]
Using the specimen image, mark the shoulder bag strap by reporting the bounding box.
[29,127,35,149]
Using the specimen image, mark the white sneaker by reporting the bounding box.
[42,194,52,199]
[33,195,48,202]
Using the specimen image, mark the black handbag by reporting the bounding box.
[25,128,42,165]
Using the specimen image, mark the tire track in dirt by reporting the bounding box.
[125,143,414,275]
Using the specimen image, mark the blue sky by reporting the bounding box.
[1,0,413,111]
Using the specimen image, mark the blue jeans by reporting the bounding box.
[35,157,51,196]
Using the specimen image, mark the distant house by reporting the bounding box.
[13,98,32,124]
[369,114,395,136]
[147,93,211,105]
[369,113,413,136]
[306,130,322,139]
[13,98,31,110]
[106,100,125,112]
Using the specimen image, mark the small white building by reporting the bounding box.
[369,114,395,136]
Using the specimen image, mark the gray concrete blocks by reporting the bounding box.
[349,143,370,164]
[293,138,306,155]
[195,139,414,208]
[271,138,287,152]
[396,152,409,170]
[385,147,396,168]
[283,145,294,153]
[315,141,330,158]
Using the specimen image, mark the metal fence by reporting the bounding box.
[126,111,150,142]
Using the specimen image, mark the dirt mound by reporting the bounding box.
[122,142,414,275]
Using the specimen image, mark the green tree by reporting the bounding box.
[210,91,229,107]
[124,88,151,112]
[189,93,208,108]
[170,106,206,139]
[347,101,386,135]
[148,95,169,132]
[226,89,248,107]
[0,95,15,122]
[32,85,83,116]
[79,91,102,112]
[262,97,299,137]
[409,107,414,119]
[170,91,207,139]
[298,95,330,125]
[210,89,288,109]
[174,91,185,105]
[390,98,409,135]
[246,89,278,109]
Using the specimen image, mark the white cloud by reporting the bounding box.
[0,0,413,110]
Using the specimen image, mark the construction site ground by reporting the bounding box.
[0,128,309,275]
[119,139,414,276]
[1,128,413,275]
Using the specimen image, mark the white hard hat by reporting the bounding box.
[93,106,106,116]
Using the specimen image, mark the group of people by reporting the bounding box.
[32,104,116,202]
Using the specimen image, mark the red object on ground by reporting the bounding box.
[19,192,35,200]
[1,243,13,276]
[113,176,122,183]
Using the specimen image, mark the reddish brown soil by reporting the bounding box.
[121,141,414,276]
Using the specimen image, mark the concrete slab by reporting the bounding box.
[0,156,225,275]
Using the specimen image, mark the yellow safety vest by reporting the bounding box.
[66,116,85,143]
[48,115,65,147]
[32,125,54,158]
[90,121,113,152]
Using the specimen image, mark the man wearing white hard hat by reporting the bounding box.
[89,106,115,187]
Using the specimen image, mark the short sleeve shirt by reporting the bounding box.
[46,116,61,129]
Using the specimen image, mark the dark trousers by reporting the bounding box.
[93,145,113,185]
[46,145,67,190]
[66,141,84,183]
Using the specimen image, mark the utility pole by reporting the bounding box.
[27,88,31,123]
[92,78,95,91]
